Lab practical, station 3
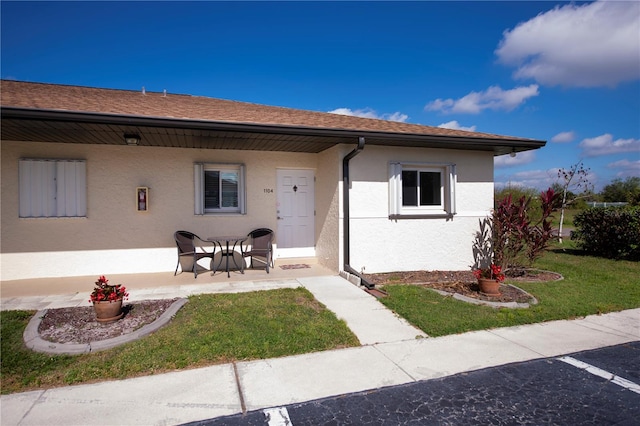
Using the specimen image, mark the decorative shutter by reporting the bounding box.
[239,164,246,214]
[194,163,204,215]
[446,164,457,215]
[388,162,402,216]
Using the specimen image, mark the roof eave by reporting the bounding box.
[0,106,547,154]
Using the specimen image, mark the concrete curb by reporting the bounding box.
[430,284,538,309]
[23,298,188,354]
[340,269,544,309]
[507,268,565,282]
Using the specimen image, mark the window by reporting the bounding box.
[194,163,246,214]
[19,159,87,218]
[389,162,456,217]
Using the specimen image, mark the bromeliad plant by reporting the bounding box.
[89,275,129,303]
[470,218,505,283]
[473,263,505,283]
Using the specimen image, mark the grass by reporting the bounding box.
[3,243,639,395]
[551,208,580,228]
[379,241,640,337]
[1,287,359,395]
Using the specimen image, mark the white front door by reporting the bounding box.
[276,169,315,258]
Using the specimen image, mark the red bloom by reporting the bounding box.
[473,264,505,282]
[89,276,129,303]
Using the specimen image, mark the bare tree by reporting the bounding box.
[557,160,593,243]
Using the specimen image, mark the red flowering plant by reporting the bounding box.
[89,275,129,303]
[473,264,505,283]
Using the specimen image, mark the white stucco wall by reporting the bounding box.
[1,141,332,280]
[345,145,494,273]
[1,139,497,280]
[314,146,341,271]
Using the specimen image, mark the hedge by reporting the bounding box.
[572,206,640,260]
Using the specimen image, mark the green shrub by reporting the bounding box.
[572,206,640,260]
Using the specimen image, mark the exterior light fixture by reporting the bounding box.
[510,148,517,158]
[124,134,140,146]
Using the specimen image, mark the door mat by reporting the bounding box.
[279,264,311,270]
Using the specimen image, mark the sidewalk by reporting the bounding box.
[1,275,639,426]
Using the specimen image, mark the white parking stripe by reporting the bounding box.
[264,406,293,425]
[558,356,640,394]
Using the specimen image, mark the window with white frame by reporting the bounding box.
[194,163,246,214]
[19,159,87,218]
[389,162,456,217]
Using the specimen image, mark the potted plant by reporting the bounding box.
[473,263,505,296]
[89,275,129,323]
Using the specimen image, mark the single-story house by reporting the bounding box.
[0,80,545,284]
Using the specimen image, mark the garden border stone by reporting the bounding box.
[429,284,539,309]
[23,298,188,355]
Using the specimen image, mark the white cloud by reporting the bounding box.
[551,131,576,143]
[606,159,640,178]
[385,112,410,123]
[497,164,603,191]
[495,168,558,190]
[328,107,408,122]
[494,150,536,168]
[437,120,477,131]
[579,133,640,157]
[496,1,640,88]
[425,85,539,114]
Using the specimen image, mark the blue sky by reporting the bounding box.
[2,1,639,192]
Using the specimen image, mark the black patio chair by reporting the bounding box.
[173,230,216,278]
[242,228,275,273]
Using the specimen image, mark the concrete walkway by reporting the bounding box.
[1,274,638,426]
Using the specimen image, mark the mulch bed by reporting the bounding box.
[38,299,177,344]
[364,269,561,304]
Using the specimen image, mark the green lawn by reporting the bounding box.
[379,242,640,337]
[552,208,580,229]
[2,242,638,395]
[1,287,359,395]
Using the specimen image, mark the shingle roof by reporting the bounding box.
[1,80,545,154]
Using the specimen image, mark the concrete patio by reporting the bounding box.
[0,257,333,303]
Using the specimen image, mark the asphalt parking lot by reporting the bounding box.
[187,341,640,425]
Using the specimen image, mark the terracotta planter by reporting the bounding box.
[93,299,124,324]
[478,278,501,296]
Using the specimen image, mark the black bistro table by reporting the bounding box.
[207,235,247,277]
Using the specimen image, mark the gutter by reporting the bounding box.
[342,137,375,289]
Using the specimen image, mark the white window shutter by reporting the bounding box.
[37,160,56,217]
[19,159,85,218]
[194,163,204,215]
[19,159,34,217]
[388,162,401,216]
[239,164,246,214]
[446,164,457,215]
[56,160,86,217]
